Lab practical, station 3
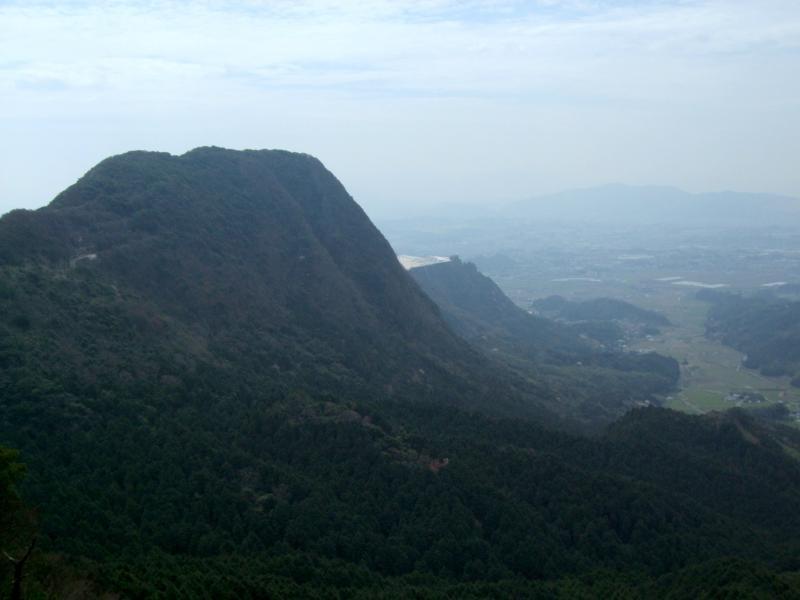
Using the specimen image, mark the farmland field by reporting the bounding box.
[492,267,800,422]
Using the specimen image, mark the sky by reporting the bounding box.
[1,0,799,219]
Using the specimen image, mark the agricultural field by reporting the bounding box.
[493,268,800,422]
[630,294,800,417]
[482,240,800,421]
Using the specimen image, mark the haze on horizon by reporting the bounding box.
[1,0,799,219]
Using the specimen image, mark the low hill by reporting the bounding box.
[699,290,800,383]
[532,295,670,333]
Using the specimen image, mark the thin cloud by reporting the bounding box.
[3,1,798,99]
[0,0,798,214]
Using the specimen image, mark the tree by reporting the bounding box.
[1,446,37,600]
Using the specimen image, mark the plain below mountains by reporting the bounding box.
[700,289,800,387]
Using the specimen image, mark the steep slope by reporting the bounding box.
[409,258,679,425]
[408,256,582,357]
[0,147,548,419]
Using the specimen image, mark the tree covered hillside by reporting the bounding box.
[1,149,800,597]
[410,258,678,425]
[0,147,554,420]
[700,290,800,384]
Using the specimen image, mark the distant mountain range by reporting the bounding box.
[505,184,800,226]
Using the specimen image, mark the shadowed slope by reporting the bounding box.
[0,147,550,418]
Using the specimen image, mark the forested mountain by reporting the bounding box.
[700,290,800,383]
[410,258,678,425]
[408,257,584,357]
[2,149,800,598]
[0,147,552,420]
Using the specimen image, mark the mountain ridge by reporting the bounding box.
[505,183,800,226]
[408,257,680,425]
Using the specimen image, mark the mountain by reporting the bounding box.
[408,256,592,358]
[0,147,550,420]
[409,258,679,425]
[2,149,800,597]
[506,184,800,226]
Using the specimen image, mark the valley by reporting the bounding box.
[388,221,800,423]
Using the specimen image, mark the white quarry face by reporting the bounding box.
[397,255,451,270]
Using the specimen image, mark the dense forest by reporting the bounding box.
[2,149,800,597]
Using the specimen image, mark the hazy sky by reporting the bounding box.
[2,0,799,218]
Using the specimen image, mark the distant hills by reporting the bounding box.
[379,183,800,227]
[378,183,800,264]
[532,295,671,328]
[409,258,680,425]
[409,257,593,358]
[505,184,800,226]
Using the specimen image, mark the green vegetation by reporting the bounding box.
[531,294,670,327]
[700,290,800,382]
[1,446,37,600]
[384,203,800,416]
[603,291,800,421]
[2,149,800,597]
[410,258,679,426]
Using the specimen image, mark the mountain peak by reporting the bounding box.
[0,146,546,419]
